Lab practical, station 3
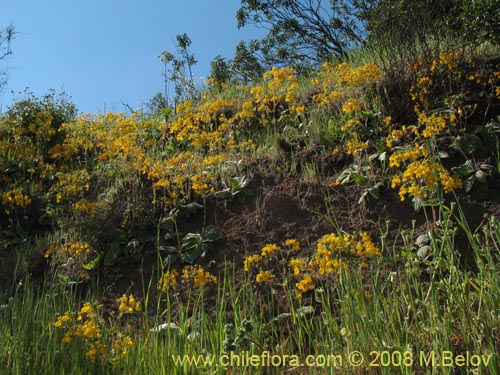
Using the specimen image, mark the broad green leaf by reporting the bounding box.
[353,173,369,187]
[179,247,206,264]
[158,245,178,254]
[82,255,102,270]
[104,242,122,265]
[464,175,476,193]
[163,254,178,269]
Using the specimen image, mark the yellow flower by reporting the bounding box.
[117,294,142,313]
[285,239,300,251]
[182,265,217,288]
[341,98,361,113]
[1,188,32,213]
[61,331,72,343]
[157,271,179,293]
[289,258,307,275]
[85,347,97,360]
[261,243,279,257]
[256,270,274,284]
[243,254,261,272]
[296,275,314,294]
[80,302,93,315]
[54,314,71,328]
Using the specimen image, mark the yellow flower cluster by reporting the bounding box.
[391,160,463,201]
[316,232,381,258]
[431,51,460,73]
[418,112,449,138]
[295,275,314,298]
[53,314,71,328]
[191,172,215,196]
[411,50,499,115]
[118,294,142,314]
[312,62,383,108]
[202,154,226,167]
[284,238,300,251]
[74,199,99,217]
[24,112,57,142]
[263,66,299,107]
[255,270,274,284]
[243,254,262,272]
[307,232,380,277]
[1,188,31,214]
[261,243,279,257]
[61,113,150,172]
[309,62,384,157]
[44,241,93,259]
[342,98,362,113]
[158,266,222,291]
[244,232,379,298]
[389,144,429,168]
[111,333,135,357]
[346,136,369,156]
[182,265,218,288]
[244,239,303,281]
[341,118,361,132]
[157,270,179,293]
[495,71,500,99]
[43,240,98,281]
[289,258,309,275]
[168,98,236,150]
[48,143,77,161]
[0,89,240,230]
[53,298,140,362]
[386,52,489,203]
[241,66,299,125]
[385,125,419,149]
[49,169,90,203]
[411,76,434,111]
[54,302,104,362]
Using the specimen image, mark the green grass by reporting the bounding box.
[1,39,500,374]
[1,205,499,374]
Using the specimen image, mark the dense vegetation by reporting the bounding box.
[1,2,500,374]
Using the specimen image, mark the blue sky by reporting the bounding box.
[0,1,263,113]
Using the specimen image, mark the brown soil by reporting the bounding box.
[94,152,500,316]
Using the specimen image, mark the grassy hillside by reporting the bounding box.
[1,46,500,374]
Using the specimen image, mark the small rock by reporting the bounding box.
[415,234,430,247]
[187,331,201,341]
[150,322,180,333]
[417,245,431,259]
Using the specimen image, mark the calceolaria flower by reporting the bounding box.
[182,265,218,288]
[157,271,179,293]
[261,243,279,257]
[285,239,300,251]
[256,270,274,284]
[54,314,71,328]
[243,254,262,272]
[118,294,142,314]
[295,275,315,298]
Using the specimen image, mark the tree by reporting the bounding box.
[363,0,456,51]
[158,33,198,112]
[454,0,500,46]
[232,41,264,84]
[363,0,500,56]
[236,0,364,68]
[208,55,233,92]
[0,23,15,93]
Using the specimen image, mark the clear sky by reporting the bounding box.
[0,1,263,113]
